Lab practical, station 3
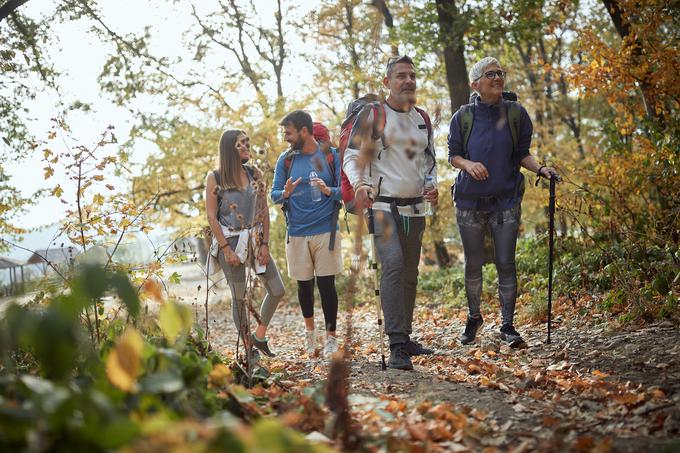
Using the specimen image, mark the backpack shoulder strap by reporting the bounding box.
[506,100,521,158]
[459,103,475,159]
[414,106,433,153]
[282,150,297,181]
[212,169,222,187]
[373,102,387,145]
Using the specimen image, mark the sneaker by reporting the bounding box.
[405,339,434,356]
[251,333,276,357]
[460,316,484,345]
[324,335,339,356]
[500,324,525,348]
[388,343,413,370]
[304,330,316,354]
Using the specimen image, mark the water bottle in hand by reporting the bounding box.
[424,174,436,215]
[309,171,322,202]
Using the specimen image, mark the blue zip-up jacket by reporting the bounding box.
[448,98,533,211]
[270,147,341,237]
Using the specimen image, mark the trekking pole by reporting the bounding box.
[547,175,556,344]
[367,207,387,370]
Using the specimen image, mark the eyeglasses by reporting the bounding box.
[475,70,507,81]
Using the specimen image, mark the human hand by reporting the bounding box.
[424,187,438,206]
[465,161,489,181]
[354,185,373,210]
[311,177,331,196]
[283,177,302,198]
[257,244,270,267]
[539,166,560,182]
[222,245,241,266]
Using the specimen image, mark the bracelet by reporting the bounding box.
[261,241,268,246]
[219,243,229,250]
[537,165,547,177]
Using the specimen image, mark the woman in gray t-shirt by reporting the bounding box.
[205,129,285,359]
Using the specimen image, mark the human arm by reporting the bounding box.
[205,172,239,266]
[447,110,489,181]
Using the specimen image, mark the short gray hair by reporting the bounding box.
[469,57,500,83]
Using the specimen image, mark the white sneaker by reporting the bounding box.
[324,335,339,356]
[304,330,316,354]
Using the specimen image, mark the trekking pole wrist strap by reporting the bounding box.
[535,165,547,186]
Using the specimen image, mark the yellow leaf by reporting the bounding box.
[93,193,104,205]
[93,175,104,181]
[158,301,193,344]
[106,328,144,392]
[208,364,232,389]
[43,166,54,179]
[51,185,63,198]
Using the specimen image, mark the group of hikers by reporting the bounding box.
[204,55,559,371]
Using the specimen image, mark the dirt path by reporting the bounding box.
[170,263,680,452]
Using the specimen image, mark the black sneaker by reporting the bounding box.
[405,339,434,356]
[500,324,525,348]
[460,316,484,345]
[251,333,276,357]
[388,343,414,370]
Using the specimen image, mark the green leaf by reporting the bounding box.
[110,272,140,319]
[158,301,193,344]
[169,272,181,284]
[139,372,184,394]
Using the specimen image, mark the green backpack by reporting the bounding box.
[460,91,521,165]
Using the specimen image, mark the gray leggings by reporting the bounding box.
[218,245,285,338]
[456,204,521,326]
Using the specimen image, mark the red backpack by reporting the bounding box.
[337,95,433,214]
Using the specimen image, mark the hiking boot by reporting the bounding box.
[500,324,525,348]
[251,333,276,357]
[388,343,413,370]
[304,330,317,354]
[460,316,484,345]
[405,339,434,356]
[324,335,339,356]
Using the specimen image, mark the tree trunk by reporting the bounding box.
[435,0,469,112]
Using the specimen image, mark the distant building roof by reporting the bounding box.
[27,247,80,265]
[0,256,24,269]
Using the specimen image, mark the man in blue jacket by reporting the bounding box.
[448,57,558,348]
[271,110,342,357]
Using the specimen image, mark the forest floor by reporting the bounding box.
[164,262,680,452]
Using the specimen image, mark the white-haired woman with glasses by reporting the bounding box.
[447,56,558,348]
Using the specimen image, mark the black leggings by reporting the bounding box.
[297,275,338,332]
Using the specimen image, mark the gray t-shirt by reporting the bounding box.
[214,167,257,232]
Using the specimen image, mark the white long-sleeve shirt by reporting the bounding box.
[343,102,437,216]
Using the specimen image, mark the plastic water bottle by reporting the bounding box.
[309,171,322,202]
[424,174,436,215]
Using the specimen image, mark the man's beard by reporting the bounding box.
[293,138,305,150]
[241,158,249,164]
[402,89,417,103]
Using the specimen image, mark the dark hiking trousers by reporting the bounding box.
[371,210,425,346]
[456,204,521,326]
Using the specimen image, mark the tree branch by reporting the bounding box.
[0,0,29,23]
